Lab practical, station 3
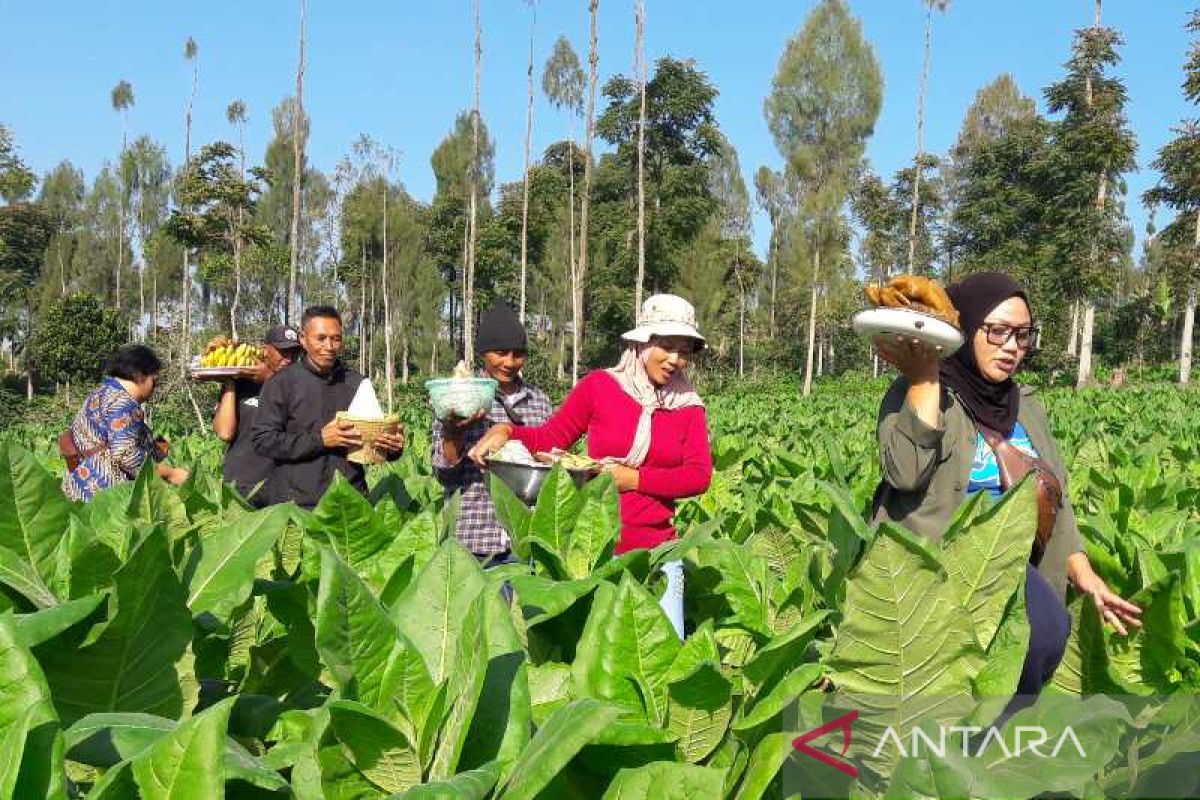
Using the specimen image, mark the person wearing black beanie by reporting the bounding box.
[431,300,553,563]
[475,300,528,356]
[870,271,1141,721]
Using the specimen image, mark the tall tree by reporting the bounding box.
[906,1,950,272]
[37,161,85,296]
[352,136,398,411]
[1045,0,1136,387]
[634,0,648,313]
[430,111,495,354]
[110,79,134,311]
[765,0,882,395]
[165,143,270,340]
[519,0,537,322]
[754,166,786,339]
[288,0,308,325]
[577,0,599,383]
[180,36,205,429]
[226,100,249,340]
[943,74,1037,281]
[541,36,585,372]
[123,136,170,340]
[464,0,483,358]
[709,134,754,375]
[1144,8,1200,384]
[591,57,721,355]
[0,125,35,203]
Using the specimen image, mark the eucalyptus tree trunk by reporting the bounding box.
[382,178,394,413]
[634,0,647,313]
[287,0,308,326]
[359,247,368,374]
[802,247,820,397]
[463,0,482,358]
[1075,0,1105,389]
[907,2,935,272]
[231,124,246,343]
[519,2,537,322]
[1066,301,1080,357]
[575,0,600,385]
[180,44,205,431]
[117,127,126,312]
[1181,209,1199,385]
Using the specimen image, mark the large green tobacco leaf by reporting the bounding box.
[429,596,489,781]
[1103,573,1190,694]
[0,441,74,607]
[708,541,774,638]
[527,466,585,565]
[328,700,422,795]
[39,527,191,726]
[183,503,289,619]
[731,732,795,800]
[827,523,987,775]
[315,546,412,711]
[459,587,532,775]
[65,712,287,791]
[127,461,190,540]
[309,473,392,572]
[497,698,622,800]
[665,660,733,763]
[394,761,500,799]
[393,541,487,686]
[942,480,1037,650]
[602,761,726,798]
[573,573,682,722]
[12,594,105,647]
[563,479,620,580]
[0,614,67,800]
[128,697,234,800]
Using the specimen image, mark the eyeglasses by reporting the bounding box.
[980,323,1038,349]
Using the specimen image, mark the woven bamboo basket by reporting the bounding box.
[336,412,401,465]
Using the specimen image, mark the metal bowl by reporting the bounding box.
[487,459,595,505]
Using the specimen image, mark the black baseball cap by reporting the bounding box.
[264,325,303,351]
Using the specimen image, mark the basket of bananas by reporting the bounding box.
[190,336,266,380]
[853,275,964,354]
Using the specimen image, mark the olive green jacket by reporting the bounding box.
[872,377,1083,601]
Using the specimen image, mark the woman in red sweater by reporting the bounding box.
[469,294,713,635]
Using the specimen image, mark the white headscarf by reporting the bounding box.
[605,342,704,467]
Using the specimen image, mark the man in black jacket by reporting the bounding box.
[251,306,404,508]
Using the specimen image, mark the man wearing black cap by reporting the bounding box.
[433,300,553,562]
[213,324,303,506]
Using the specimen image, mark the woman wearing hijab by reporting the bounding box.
[873,271,1140,706]
[469,294,713,637]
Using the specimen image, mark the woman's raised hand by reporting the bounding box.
[468,423,513,467]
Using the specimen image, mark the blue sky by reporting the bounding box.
[1,1,1191,263]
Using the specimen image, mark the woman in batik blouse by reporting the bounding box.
[63,345,189,501]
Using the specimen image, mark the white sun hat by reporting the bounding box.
[622,293,707,348]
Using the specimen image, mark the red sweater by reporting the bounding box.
[511,370,713,553]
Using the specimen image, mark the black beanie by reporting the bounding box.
[475,301,527,356]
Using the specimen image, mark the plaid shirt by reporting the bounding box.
[431,380,553,555]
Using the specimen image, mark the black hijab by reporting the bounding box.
[939,272,1030,436]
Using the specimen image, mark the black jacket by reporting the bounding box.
[251,358,388,509]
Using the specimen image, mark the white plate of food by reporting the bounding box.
[852,306,964,353]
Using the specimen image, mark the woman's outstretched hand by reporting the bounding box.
[1068,553,1143,636]
[468,423,513,467]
